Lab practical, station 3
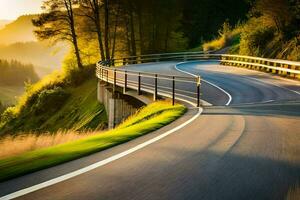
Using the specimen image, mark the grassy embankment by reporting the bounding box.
[0,101,186,181]
[0,66,107,134]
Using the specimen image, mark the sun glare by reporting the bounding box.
[0,0,43,20]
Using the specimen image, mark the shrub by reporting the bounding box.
[239,19,275,56]
[0,64,96,132]
[203,22,242,52]
[31,87,69,115]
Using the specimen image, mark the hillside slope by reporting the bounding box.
[0,77,107,135]
[0,15,36,44]
[0,42,68,77]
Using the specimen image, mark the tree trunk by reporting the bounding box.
[67,0,82,69]
[125,19,132,56]
[104,0,110,60]
[111,5,120,60]
[93,0,105,61]
[137,10,145,55]
[129,11,137,57]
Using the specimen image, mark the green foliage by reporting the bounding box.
[239,18,276,56]
[203,22,242,51]
[181,0,250,48]
[0,101,186,181]
[201,0,300,61]
[31,87,69,115]
[0,63,104,134]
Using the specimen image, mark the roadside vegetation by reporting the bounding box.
[202,0,300,61]
[0,101,186,181]
[0,66,107,135]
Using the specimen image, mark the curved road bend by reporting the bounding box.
[0,61,300,200]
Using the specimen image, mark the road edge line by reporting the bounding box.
[174,61,232,106]
[0,105,202,200]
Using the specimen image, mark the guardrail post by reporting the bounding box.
[113,69,116,92]
[154,74,158,101]
[124,70,127,94]
[172,76,175,106]
[138,72,141,95]
[197,76,201,107]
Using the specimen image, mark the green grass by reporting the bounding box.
[0,78,107,133]
[0,101,186,181]
[39,78,107,131]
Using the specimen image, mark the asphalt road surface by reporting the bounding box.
[0,61,299,200]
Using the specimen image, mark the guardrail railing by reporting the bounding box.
[96,60,202,107]
[219,54,300,78]
[96,52,300,107]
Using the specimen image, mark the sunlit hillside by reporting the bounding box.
[0,15,36,44]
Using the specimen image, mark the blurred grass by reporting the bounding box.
[0,101,186,181]
[0,131,98,159]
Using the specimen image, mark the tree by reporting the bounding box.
[104,0,110,60]
[78,0,105,60]
[32,0,83,69]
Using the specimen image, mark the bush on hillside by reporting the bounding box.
[0,63,95,130]
[31,87,69,115]
[203,22,242,52]
[239,18,276,56]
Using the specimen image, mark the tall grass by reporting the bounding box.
[0,131,98,159]
[0,101,186,181]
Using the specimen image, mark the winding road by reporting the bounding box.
[0,61,300,200]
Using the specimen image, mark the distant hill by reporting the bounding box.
[0,14,69,77]
[0,42,69,77]
[0,20,12,30]
[0,15,37,44]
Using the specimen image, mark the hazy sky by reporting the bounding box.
[0,0,43,20]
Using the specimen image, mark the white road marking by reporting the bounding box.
[175,62,233,106]
[0,104,202,200]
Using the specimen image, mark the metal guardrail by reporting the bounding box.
[96,52,300,107]
[96,59,202,107]
[219,54,300,78]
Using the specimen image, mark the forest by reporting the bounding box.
[0,59,39,86]
[32,0,252,69]
[31,0,299,72]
